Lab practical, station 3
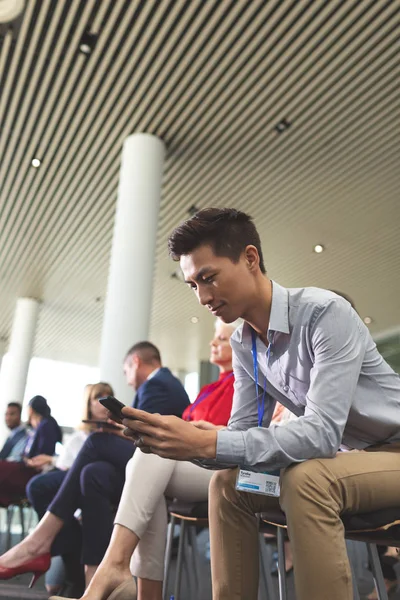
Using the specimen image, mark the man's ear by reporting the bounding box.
[244,245,260,272]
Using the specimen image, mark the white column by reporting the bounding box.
[176,369,187,386]
[0,297,40,442]
[0,337,7,373]
[99,133,165,404]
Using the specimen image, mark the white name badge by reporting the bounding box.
[236,468,280,497]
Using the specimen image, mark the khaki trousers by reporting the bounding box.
[209,444,400,600]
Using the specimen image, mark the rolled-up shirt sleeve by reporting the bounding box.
[216,299,367,471]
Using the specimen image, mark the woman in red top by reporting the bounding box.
[182,322,234,426]
[0,320,237,600]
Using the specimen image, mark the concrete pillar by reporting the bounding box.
[176,369,187,386]
[99,134,165,404]
[0,337,7,374]
[199,361,219,389]
[0,298,40,442]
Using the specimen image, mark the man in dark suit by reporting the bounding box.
[24,341,189,594]
[0,403,28,461]
[124,341,190,416]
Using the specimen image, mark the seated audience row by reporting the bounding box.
[0,396,62,507]
[1,207,399,600]
[4,321,288,600]
[0,339,192,595]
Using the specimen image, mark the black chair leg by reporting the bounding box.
[174,520,187,600]
[351,562,361,600]
[19,504,25,540]
[163,515,176,600]
[277,527,288,600]
[367,543,389,600]
[188,525,200,599]
[6,506,13,550]
[258,533,276,600]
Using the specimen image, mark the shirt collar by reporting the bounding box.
[147,367,160,381]
[9,424,25,438]
[239,280,290,347]
[268,280,290,337]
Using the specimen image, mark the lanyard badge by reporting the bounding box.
[236,328,280,497]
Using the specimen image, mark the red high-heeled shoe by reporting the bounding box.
[0,552,51,588]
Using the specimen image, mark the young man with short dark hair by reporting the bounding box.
[0,402,28,461]
[122,207,400,600]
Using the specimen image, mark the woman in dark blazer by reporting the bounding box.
[0,395,62,507]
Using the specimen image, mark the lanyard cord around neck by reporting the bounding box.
[251,329,271,427]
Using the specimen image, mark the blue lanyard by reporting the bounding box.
[251,329,271,427]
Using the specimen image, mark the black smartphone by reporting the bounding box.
[98,396,126,421]
[81,419,121,431]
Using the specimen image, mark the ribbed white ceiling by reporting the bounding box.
[0,0,399,373]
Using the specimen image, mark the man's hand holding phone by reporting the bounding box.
[121,406,218,460]
[98,396,126,423]
[98,397,144,442]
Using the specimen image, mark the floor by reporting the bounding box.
[0,521,399,599]
[3,566,400,600]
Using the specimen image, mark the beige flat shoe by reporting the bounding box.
[108,579,137,600]
[49,579,137,600]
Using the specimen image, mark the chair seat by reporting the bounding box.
[0,497,30,509]
[260,506,400,546]
[167,499,208,520]
[342,507,400,531]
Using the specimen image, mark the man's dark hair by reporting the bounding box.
[168,207,266,274]
[124,341,161,365]
[7,402,22,415]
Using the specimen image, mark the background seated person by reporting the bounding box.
[53,318,237,600]
[0,341,190,591]
[0,395,62,507]
[0,402,28,461]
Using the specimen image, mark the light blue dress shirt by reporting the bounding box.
[214,281,400,472]
[5,425,29,461]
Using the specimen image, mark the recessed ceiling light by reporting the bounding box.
[313,244,325,254]
[79,32,97,55]
[275,118,291,134]
[31,158,41,168]
[190,316,199,324]
[79,43,91,55]
[363,316,373,325]
[0,0,24,24]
